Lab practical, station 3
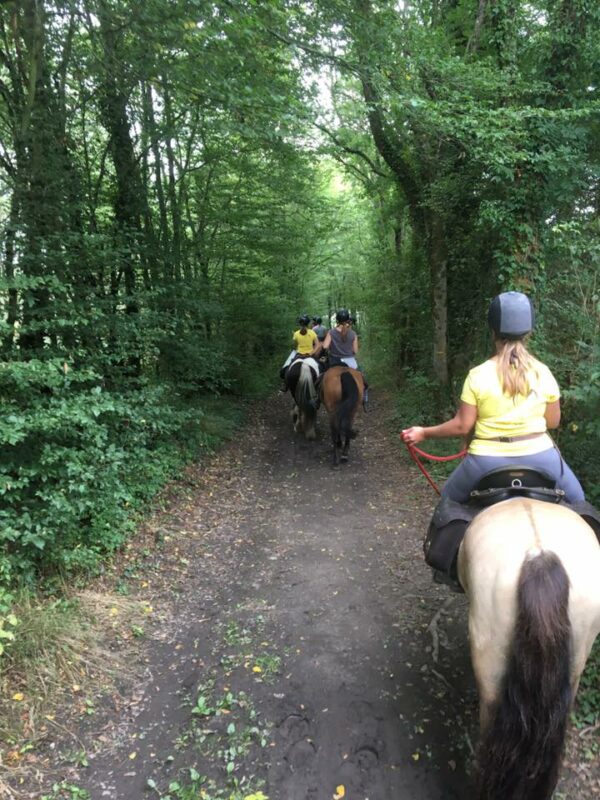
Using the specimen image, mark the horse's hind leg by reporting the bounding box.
[340,435,350,462]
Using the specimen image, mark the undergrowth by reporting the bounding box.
[0,590,147,772]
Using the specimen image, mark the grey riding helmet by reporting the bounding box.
[488,291,535,339]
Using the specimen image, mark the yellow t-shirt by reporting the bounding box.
[293,328,317,355]
[461,358,560,457]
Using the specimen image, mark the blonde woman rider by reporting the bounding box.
[401,291,584,503]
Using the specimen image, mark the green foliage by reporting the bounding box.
[0,0,334,638]
[0,359,211,588]
[574,639,600,730]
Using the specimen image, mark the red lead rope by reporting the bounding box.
[405,442,468,495]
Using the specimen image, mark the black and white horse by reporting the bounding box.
[285,358,319,440]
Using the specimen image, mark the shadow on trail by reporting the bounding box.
[79,392,477,800]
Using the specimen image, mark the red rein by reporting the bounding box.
[405,442,467,495]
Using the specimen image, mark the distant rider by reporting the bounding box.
[312,316,328,342]
[320,309,369,410]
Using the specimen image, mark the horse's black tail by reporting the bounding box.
[477,551,572,800]
[336,371,359,440]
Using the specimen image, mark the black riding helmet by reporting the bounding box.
[336,308,350,324]
[312,316,322,325]
[298,314,310,326]
[488,291,535,340]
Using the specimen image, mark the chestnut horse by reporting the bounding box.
[457,498,600,800]
[321,366,364,466]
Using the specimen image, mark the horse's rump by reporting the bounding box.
[321,366,363,411]
[460,499,600,800]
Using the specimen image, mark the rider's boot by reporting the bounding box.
[432,568,464,593]
[278,367,288,394]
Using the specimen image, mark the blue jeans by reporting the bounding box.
[441,446,585,504]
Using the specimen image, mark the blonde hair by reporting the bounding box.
[495,338,539,397]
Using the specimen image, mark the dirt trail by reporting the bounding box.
[38,393,594,799]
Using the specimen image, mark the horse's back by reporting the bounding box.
[460,498,600,591]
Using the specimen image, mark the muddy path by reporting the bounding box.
[30,393,596,799]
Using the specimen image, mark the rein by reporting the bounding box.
[405,442,467,495]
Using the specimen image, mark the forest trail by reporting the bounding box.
[41,393,592,800]
[72,392,477,800]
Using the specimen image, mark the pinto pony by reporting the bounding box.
[285,358,319,440]
[457,498,600,800]
[321,366,364,466]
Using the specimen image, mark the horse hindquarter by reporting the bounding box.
[460,499,600,800]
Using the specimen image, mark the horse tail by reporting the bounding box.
[336,371,358,439]
[477,551,572,800]
[296,361,317,411]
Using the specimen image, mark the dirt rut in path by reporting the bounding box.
[69,393,478,800]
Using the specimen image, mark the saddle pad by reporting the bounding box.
[291,358,320,380]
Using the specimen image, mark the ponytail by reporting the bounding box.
[495,338,539,397]
[300,325,307,335]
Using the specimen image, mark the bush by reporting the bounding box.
[0,360,211,588]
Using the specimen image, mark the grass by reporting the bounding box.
[0,589,146,782]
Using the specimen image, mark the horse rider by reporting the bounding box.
[312,316,328,342]
[319,308,369,410]
[279,314,319,391]
[401,291,585,503]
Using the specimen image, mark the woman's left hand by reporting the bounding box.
[401,426,425,445]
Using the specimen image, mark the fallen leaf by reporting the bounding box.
[12,693,24,702]
[333,785,345,799]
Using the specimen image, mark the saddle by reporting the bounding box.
[425,466,600,590]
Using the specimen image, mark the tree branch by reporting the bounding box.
[314,122,389,178]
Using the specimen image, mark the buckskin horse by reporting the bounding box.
[457,497,600,800]
[321,366,364,466]
[285,357,319,440]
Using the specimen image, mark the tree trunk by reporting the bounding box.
[2,192,18,352]
[427,212,449,386]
